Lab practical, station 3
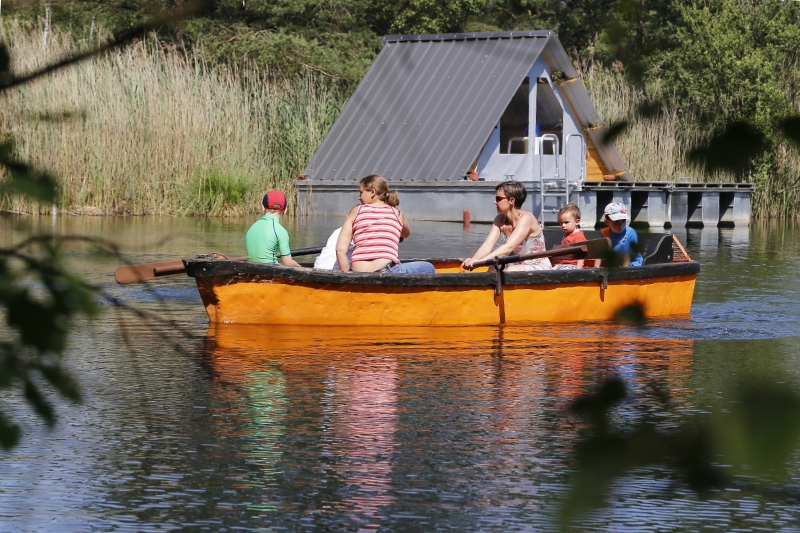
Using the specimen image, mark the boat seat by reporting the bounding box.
[642,234,675,265]
[546,230,676,265]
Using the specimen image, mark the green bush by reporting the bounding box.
[182,168,251,217]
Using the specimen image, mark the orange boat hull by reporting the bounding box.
[189,260,697,326]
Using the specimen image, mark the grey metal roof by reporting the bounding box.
[303,31,629,182]
[382,30,552,42]
[304,32,551,182]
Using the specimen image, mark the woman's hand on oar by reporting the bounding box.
[114,246,324,284]
[465,238,609,270]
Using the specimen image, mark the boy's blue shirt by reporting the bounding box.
[608,225,643,267]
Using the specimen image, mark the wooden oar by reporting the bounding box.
[469,238,609,269]
[114,245,324,284]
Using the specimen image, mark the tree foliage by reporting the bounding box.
[560,375,800,529]
[0,3,204,451]
[0,132,99,449]
[663,0,800,132]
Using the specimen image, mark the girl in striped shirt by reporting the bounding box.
[336,175,435,274]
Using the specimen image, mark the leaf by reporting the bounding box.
[670,425,727,494]
[687,121,766,177]
[572,377,627,425]
[0,139,58,203]
[5,289,68,354]
[560,377,800,526]
[614,303,646,326]
[601,120,628,145]
[780,116,800,147]
[0,351,20,388]
[0,43,10,75]
[28,110,87,123]
[24,380,55,426]
[1,171,59,204]
[38,364,82,403]
[714,382,800,480]
[0,412,21,450]
[636,99,664,120]
[60,271,100,318]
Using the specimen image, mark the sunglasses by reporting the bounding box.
[495,195,509,203]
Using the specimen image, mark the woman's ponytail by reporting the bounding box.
[384,190,400,206]
[359,174,399,206]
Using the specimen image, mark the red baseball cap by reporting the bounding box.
[262,190,286,210]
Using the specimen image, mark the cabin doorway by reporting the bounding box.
[499,78,530,155]
[536,78,563,156]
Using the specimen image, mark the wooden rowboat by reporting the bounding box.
[183,234,698,326]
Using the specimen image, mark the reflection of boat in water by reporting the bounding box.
[206,323,694,393]
[184,236,698,326]
[204,324,694,524]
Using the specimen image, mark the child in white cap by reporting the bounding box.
[601,202,642,267]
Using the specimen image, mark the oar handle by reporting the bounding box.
[288,246,324,256]
[472,244,587,269]
[470,238,609,269]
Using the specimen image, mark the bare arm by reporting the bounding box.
[336,207,358,271]
[399,210,411,239]
[281,256,301,267]
[463,213,538,270]
[462,215,542,270]
[461,220,501,270]
[486,215,534,257]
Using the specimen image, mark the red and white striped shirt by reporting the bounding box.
[351,204,402,264]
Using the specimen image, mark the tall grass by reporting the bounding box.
[580,62,800,218]
[2,21,797,217]
[0,21,346,215]
[580,63,699,183]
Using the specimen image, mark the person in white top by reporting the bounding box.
[314,227,353,270]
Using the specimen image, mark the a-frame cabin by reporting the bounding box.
[298,31,632,223]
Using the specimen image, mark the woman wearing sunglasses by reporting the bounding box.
[461,181,551,271]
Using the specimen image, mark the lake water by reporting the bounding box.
[1,215,800,532]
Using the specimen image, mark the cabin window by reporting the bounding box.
[499,78,530,154]
[536,77,563,154]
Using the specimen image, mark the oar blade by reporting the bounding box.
[583,238,611,259]
[114,260,186,284]
[114,247,324,285]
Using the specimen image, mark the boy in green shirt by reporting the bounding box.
[245,191,301,266]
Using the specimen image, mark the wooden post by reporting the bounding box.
[42,0,51,50]
[463,209,471,228]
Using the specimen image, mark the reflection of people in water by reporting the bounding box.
[337,358,399,521]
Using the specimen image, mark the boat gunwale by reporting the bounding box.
[183,258,700,287]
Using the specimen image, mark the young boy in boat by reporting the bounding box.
[601,202,643,267]
[551,203,587,270]
[245,190,302,267]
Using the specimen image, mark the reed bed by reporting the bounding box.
[2,21,797,217]
[0,21,345,215]
[580,63,697,183]
[581,63,800,218]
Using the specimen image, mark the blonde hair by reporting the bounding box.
[558,203,581,221]
[360,174,399,206]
